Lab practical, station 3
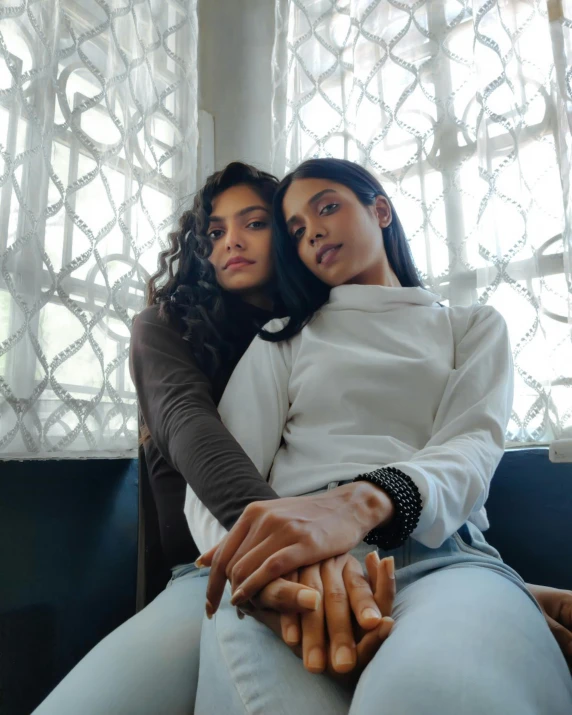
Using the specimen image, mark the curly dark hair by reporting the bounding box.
[146,161,279,377]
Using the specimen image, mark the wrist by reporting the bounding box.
[352,467,423,550]
[346,481,395,533]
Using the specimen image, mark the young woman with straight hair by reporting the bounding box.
[192,158,572,715]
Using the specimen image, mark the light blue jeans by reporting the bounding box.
[33,564,208,714]
[195,522,572,715]
[33,524,572,714]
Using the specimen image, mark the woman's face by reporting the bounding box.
[207,184,273,296]
[282,178,393,287]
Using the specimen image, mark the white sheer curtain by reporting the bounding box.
[272,0,572,445]
[0,0,198,457]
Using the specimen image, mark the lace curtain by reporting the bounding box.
[0,0,198,457]
[271,0,572,445]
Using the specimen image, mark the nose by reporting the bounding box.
[309,229,325,247]
[224,227,244,251]
[306,216,327,247]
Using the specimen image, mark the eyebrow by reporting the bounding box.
[285,189,338,230]
[208,205,270,223]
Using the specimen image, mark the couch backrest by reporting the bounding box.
[0,459,138,714]
[485,447,571,591]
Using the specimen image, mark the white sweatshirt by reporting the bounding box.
[184,284,513,553]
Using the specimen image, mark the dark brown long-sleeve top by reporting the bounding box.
[129,302,278,569]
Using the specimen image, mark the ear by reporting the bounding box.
[374,196,392,229]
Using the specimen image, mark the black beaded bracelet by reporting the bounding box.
[354,466,422,551]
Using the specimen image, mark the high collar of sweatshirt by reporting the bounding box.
[323,284,441,313]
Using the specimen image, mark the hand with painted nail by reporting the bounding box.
[297,551,396,676]
[241,551,396,681]
[197,481,395,616]
[230,575,322,621]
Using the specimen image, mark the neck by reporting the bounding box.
[239,291,274,311]
[346,254,401,288]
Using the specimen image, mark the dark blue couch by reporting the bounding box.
[0,448,570,714]
[0,459,138,715]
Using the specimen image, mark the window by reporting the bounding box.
[276,0,571,443]
[0,0,198,455]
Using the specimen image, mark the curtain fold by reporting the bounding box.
[271,0,572,445]
[0,0,198,457]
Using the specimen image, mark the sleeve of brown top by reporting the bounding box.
[129,305,278,531]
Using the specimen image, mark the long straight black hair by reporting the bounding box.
[260,158,424,343]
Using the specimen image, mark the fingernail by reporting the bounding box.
[307,647,325,671]
[385,556,395,580]
[195,556,205,568]
[230,588,245,606]
[206,601,214,620]
[334,645,355,668]
[297,589,320,610]
[236,607,245,620]
[286,624,300,644]
[378,616,394,634]
[370,549,381,563]
[362,607,381,623]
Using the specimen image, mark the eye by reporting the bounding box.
[292,226,305,243]
[320,202,339,215]
[246,220,268,230]
[207,228,224,240]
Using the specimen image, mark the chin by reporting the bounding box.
[223,281,255,293]
[316,267,349,289]
[226,277,266,294]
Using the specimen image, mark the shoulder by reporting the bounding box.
[236,316,294,371]
[445,304,508,351]
[130,304,191,357]
[446,303,505,328]
[133,304,167,329]
[132,304,183,336]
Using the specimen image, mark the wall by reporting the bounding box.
[198,0,275,172]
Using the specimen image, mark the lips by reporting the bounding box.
[224,256,255,269]
[316,243,343,265]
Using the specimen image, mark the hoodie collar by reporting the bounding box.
[323,284,441,313]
